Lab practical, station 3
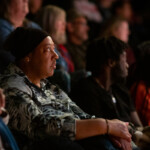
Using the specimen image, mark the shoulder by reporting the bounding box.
[0,19,14,32]
[0,74,32,96]
[27,21,41,29]
[131,81,147,95]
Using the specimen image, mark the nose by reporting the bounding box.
[126,61,129,69]
[53,50,59,60]
[24,0,29,15]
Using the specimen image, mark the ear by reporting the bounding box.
[24,53,32,63]
[66,22,74,33]
[108,59,116,67]
[24,56,30,63]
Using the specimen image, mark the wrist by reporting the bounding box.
[105,119,109,134]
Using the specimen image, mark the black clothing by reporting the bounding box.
[70,76,135,122]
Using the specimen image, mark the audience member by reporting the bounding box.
[94,0,115,22]
[0,89,83,150]
[73,0,103,40]
[0,27,132,150]
[66,9,89,71]
[0,0,41,73]
[0,0,40,49]
[111,0,133,23]
[70,36,142,149]
[35,5,74,73]
[70,36,142,127]
[100,16,129,43]
[35,5,74,93]
[130,41,150,126]
[26,0,44,21]
[99,16,135,67]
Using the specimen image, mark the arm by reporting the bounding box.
[0,89,5,109]
[130,111,143,127]
[76,119,131,142]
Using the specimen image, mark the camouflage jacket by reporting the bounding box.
[0,64,92,141]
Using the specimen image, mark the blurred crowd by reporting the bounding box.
[0,0,150,150]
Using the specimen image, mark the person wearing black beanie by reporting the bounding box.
[4,27,49,61]
[0,27,132,150]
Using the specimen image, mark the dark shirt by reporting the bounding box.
[65,41,87,71]
[70,76,135,122]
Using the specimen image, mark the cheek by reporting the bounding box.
[56,22,66,33]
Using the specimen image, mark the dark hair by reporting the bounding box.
[66,9,86,22]
[99,16,128,39]
[86,36,128,76]
[111,0,131,14]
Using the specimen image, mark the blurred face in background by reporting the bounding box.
[29,0,43,14]
[53,14,67,45]
[69,17,89,43]
[99,0,116,8]
[112,21,130,43]
[8,0,29,27]
[116,2,133,22]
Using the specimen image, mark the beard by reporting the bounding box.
[111,63,127,83]
[52,31,67,45]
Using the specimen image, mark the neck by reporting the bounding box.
[94,72,112,91]
[26,73,41,87]
[9,16,23,28]
[18,63,41,88]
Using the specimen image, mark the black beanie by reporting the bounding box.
[4,27,49,60]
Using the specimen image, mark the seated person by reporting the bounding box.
[0,27,131,150]
[70,36,142,127]
[0,0,41,74]
[66,9,89,71]
[0,88,20,150]
[0,90,81,150]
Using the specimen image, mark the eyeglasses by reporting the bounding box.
[73,21,88,27]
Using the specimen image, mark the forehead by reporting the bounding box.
[39,36,54,46]
[74,16,87,22]
[34,36,54,52]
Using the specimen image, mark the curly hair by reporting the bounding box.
[86,36,128,77]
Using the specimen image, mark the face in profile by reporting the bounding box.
[28,36,59,79]
[29,0,43,13]
[70,16,89,42]
[120,2,133,21]
[53,14,67,45]
[111,51,129,81]
[112,21,130,43]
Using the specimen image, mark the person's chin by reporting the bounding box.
[49,70,54,77]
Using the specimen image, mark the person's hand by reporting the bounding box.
[110,136,132,150]
[0,89,5,115]
[108,119,131,142]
